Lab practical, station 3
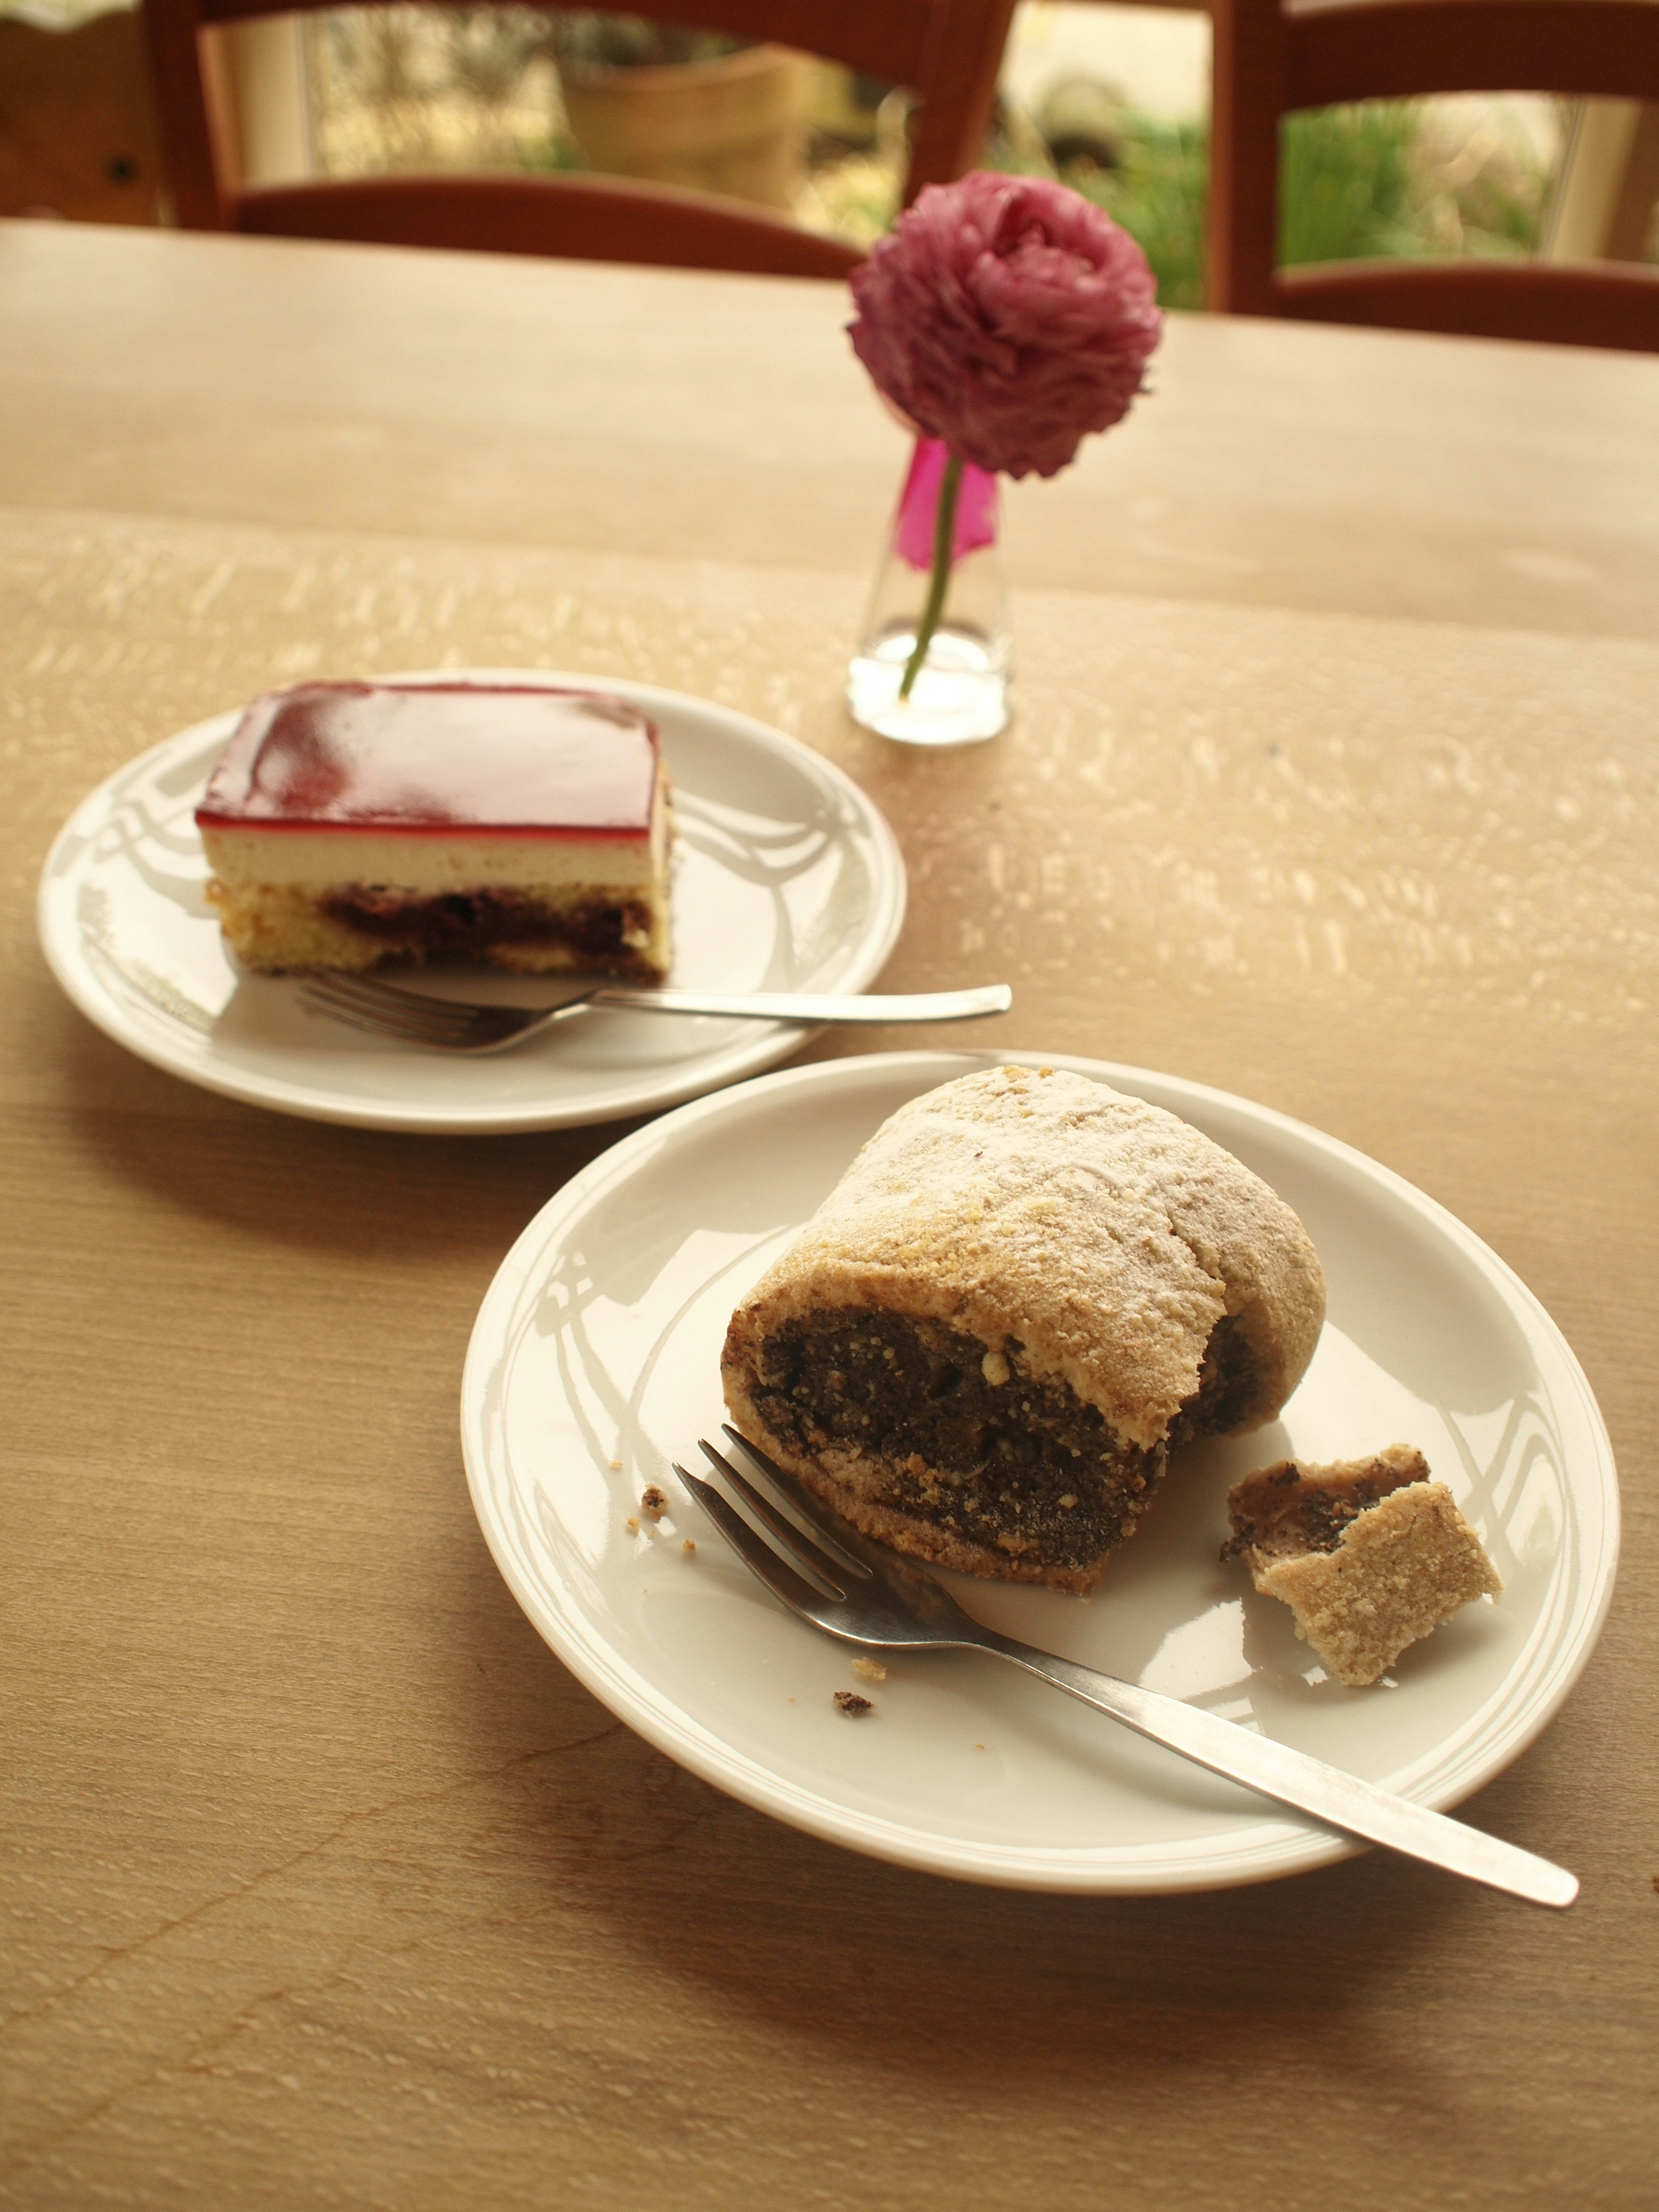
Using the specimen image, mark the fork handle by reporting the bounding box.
[589,984,1011,1024]
[979,1633,1576,1909]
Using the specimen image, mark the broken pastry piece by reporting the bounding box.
[1224,1445,1502,1686]
[723,1065,1326,1594]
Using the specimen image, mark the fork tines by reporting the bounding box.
[677,1463,839,1616]
[711,1431,876,1581]
[297,970,483,1043]
[676,1435,871,1611]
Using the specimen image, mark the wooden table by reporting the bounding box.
[3,220,1656,2210]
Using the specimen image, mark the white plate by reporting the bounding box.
[37,669,906,1133]
[461,1049,1618,1894]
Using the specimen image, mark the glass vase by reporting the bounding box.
[846,437,1011,746]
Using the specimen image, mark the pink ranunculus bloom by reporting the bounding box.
[848,172,1163,480]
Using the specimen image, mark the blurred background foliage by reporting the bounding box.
[306,6,1558,311]
[994,77,1551,309]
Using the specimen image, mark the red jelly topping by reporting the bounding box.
[195,681,659,837]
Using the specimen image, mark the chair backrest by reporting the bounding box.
[1209,0,1659,349]
[141,0,1018,278]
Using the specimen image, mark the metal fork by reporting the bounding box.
[297,971,1012,1054]
[680,1429,1577,1910]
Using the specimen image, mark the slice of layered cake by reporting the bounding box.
[721,1065,1327,1593]
[195,680,671,978]
[1224,1445,1502,1685]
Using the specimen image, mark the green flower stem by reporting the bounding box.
[899,452,964,702]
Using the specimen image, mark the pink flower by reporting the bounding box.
[849,172,1163,480]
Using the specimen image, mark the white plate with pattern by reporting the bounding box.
[37,669,906,1133]
[461,1049,1618,1893]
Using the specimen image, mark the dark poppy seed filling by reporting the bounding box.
[1170,1313,1258,1444]
[320,886,659,977]
[748,1309,1260,1576]
[1221,1450,1418,1563]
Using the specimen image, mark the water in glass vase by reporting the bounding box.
[847,439,1011,747]
[847,620,1010,745]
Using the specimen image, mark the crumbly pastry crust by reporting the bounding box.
[722,1065,1327,1591]
[1225,1447,1502,1686]
[1223,1442,1430,1562]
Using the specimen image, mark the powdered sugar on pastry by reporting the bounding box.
[723,1065,1325,1592]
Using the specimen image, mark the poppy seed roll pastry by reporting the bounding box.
[721,1064,1326,1592]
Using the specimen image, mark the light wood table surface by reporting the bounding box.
[3,221,1656,2211]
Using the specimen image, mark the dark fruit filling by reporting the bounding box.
[322,885,657,973]
[750,1308,1262,1575]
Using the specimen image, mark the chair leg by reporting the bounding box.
[904,0,1020,201]
[1208,0,1287,315]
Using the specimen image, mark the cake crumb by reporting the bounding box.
[641,1485,667,1519]
[833,1691,873,1716]
[624,1516,640,1533]
[681,1538,696,1554]
[851,1658,887,1682]
[609,1459,623,1471]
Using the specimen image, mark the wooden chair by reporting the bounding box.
[140,0,1018,277]
[1209,0,1659,350]
[1,11,163,226]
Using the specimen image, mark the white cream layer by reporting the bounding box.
[202,791,669,896]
